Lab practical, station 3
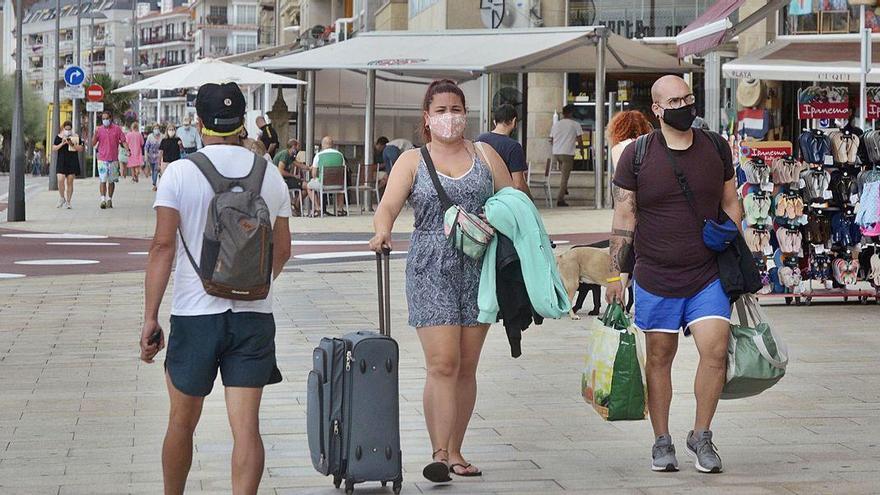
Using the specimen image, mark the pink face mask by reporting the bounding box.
[428,113,467,142]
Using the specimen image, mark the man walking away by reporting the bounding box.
[607,75,741,474]
[476,104,531,197]
[140,82,292,495]
[549,105,584,207]
[256,116,279,157]
[374,136,413,189]
[177,116,203,156]
[92,111,128,209]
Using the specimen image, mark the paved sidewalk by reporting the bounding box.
[2,178,613,238]
[2,263,880,494]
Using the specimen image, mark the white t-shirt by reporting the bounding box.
[153,145,292,316]
[550,118,584,156]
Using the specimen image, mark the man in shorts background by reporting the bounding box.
[140,82,292,494]
[92,111,128,209]
[607,75,742,474]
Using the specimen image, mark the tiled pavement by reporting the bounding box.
[2,262,880,494]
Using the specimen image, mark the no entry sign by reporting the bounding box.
[86,84,104,102]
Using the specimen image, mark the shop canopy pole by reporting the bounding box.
[605,91,615,208]
[594,28,607,209]
[860,4,869,129]
[305,70,316,167]
[364,69,376,209]
[705,51,721,132]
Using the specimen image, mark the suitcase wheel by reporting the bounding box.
[393,479,402,494]
[345,480,354,495]
[381,481,387,487]
[333,475,342,489]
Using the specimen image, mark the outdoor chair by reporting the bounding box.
[527,158,556,208]
[319,166,349,217]
[347,163,381,214]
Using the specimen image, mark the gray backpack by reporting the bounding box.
[180,151,274,301]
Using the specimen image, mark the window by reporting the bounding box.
[568,0,716,38]
[234,4,258,25]
[233,33,257,54]
[409,0,439,18]
[784,0,876,35]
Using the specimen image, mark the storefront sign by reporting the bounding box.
[797,86,850,120]
[741,141,794,164]
[867,87,880,120]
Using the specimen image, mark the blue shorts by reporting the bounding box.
[634,279,731,335]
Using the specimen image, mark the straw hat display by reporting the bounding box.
[848,1,876,6]
[737,79,765,108]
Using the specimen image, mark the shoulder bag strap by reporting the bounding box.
[420,145,454,211]
[656,132,701,224]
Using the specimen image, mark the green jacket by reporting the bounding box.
[478,187,571,323]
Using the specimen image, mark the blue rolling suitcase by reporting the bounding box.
[307,251,402,494]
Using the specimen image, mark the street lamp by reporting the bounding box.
[82,10,107,178]
[49,0,61,191]
[7,0,26,221]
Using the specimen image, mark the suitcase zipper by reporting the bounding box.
[345,350,353,371]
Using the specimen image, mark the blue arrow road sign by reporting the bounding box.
[64,66,85,86]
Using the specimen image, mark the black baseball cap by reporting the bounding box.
[196,82,246,134]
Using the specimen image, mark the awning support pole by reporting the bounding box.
[305,70,316,168]
[705,51,721,132]
[480,74,490,134]
[594,29,607,209]
[860,4,868,130]
[364,69,376,210]
[605,91,616,208]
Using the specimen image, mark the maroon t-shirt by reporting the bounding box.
[613,130,735,298]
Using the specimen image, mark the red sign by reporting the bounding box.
[86,84,104,102]
[741,141,793,164]
[797,86,850,120]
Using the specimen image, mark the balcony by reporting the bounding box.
[206,15,228,25]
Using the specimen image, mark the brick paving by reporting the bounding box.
[1,182,879,494]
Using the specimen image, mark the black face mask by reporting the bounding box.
[661,103,697,132]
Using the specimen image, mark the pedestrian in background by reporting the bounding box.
[92,111,128,209]
[476,104,530,197]
[145,124,162,191]
[369,79,513,483]
[256,115,279,157]
[549,104,584,207]
[177,115,202,156]
[52,120,83,209]
[159,124,183,175]
[126,122,145,183]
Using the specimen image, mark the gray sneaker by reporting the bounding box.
[686,430,723,473]
[651,434,679,472]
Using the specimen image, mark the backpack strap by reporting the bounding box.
[632,132,653,177]
[186,151,268,194]
[699,129,730,165]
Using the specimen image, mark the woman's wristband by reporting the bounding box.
[606,276,621,283]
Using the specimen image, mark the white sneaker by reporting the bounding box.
[66,201,72,209]
[56,198,65,208]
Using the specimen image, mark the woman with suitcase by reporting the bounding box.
[369,80,513,483]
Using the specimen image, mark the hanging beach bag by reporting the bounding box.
[721,294,789,400]
[420,145,495,259]
[581,302,648,421]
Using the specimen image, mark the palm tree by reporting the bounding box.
[88,74,135,122]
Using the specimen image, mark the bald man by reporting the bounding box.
[306,136,347,216]
[607,75,742,474]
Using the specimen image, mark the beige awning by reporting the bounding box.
[723,36,880,84]
[251,27,694,79]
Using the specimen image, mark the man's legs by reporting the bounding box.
[689,319,730,432]
[225,386,266,495]
[556,155,574,205]
[108,162,118,198]
[162,373,205,495]
[645,332,679,438]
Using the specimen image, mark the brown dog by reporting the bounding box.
[556,246,616,320]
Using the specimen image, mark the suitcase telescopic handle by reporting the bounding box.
[376,248,392,337]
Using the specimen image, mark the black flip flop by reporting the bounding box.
[450,463,482,477]
[423,462,452,483]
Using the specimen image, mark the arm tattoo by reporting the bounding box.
[610,187,637,274]
[612,186,637,215]
[609,236,633,274]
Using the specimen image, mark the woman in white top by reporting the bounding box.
[573,110,653,316]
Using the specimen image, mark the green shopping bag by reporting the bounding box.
[721,294,789,400]
[581,303,648,421]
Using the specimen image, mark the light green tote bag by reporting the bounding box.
[721,294,789,400]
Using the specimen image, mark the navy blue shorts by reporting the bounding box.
[165,310,282,397]
[634,279,731,336]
